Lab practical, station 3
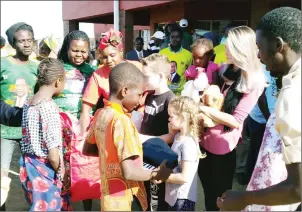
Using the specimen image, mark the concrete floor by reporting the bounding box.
[5,147,246,211]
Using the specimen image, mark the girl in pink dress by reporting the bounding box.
[185,38,219,84]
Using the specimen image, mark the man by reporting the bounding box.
[160,27,192,95]
[1,22,38,211]
[147,31,165,55]
[126,37,148,61]
[217,7,301,210]
[178,19,193,51]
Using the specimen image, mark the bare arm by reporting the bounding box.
[79,102,94,135]
[121,157,172,182]
[217,163,301,211]
[200,105,240,129]
[243,163,301,205]
[121,156,154,181]
[48,148,60,171]
[166,160,196,184]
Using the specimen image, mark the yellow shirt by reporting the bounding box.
[87,100,147,211]
[275,58,301,164]
[160,46,192,94]
[214,44,227,66]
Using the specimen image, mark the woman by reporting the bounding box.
[80,28,142,135]
[198,26,266,211]
[55,30,96,211]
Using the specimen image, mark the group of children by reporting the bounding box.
[18,37,220,211]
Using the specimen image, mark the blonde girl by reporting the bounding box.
[157,96,204,211]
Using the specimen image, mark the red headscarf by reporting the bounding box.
[99,29,123,51]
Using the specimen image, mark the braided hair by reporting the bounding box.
[37,58,64,86]
[58,30,90,64]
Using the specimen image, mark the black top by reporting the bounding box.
[0,100,23,127]
[141,90,175,136]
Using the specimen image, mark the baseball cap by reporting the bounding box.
[179,19,188,28]
[150,31,165,40]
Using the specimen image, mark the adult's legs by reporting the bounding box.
[199,148,237,211]
[1,138,18,171]
[82,199,93,211]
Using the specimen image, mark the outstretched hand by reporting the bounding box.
[217,190,248,211]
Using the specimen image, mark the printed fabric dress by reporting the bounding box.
[53,62,97,204]
[245,113,300,211]
[19,99,64,211]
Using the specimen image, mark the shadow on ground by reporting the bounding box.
[5,147,246,211]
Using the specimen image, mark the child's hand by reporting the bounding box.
[152,179,163,184]
[153,160,172,182]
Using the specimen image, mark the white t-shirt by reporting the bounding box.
[165,134,199,206]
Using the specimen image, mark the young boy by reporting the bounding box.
[140,54,175,211]
[83,62,172,211]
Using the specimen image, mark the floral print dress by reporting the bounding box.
[245,113,300,211]
[19,99,64,211]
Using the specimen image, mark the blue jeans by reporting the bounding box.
[1,138,19,171]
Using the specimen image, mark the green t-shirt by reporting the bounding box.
[1,57,38,139]
[53,63,96,119]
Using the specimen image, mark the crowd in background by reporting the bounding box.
[0,6,301,212]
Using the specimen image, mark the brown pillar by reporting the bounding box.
[249,0,271,30]
[63,20,79,37]
[119,10,134,58]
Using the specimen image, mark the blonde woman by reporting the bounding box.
[197,26,266,211]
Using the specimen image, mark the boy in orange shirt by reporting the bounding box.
[83,62,172,211]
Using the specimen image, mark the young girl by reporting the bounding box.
[19,58,66,211]
[185,38,219,85]
[156,96,204,211]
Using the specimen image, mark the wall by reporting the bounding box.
[63,0,173,21]
[149,0,185,34]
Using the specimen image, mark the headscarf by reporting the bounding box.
[5,22,34,46]
[98,29,123,51]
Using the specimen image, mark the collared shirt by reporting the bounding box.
[275,58,301,164]
[249,67,277,124]
[160,46,192,94]
[86,100,147,211]
[135,50,143,60]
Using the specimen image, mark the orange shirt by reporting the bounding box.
[86,100,147,211]
[82,60,142,106]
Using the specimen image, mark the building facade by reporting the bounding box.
[62,0,300,55]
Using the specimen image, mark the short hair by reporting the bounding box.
[14,25,35,45]
[257,7,302,53]
[171,60,177,67]
[0,36,6,46]
[141,53,171,79]
[109,62,145,95]
[58,30,90,63]
[135,37,144,44]
[170,27,183,39]
[37,58,65,86]
[191,38,214,54]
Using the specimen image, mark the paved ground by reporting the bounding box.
[5,147,246,211]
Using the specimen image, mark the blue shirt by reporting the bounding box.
[249,66,277,124]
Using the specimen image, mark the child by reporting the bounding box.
[83,62,172,211]
[140,53,175,211]
[19,58,66,211]
[158,96,204,211]
[185,38,219,85]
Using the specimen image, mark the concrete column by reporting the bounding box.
[249,0,271,30]
[63,20,79,37]
[119,10,134,57]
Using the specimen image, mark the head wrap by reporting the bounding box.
[98,29,123,51]
[5,22,34,46]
